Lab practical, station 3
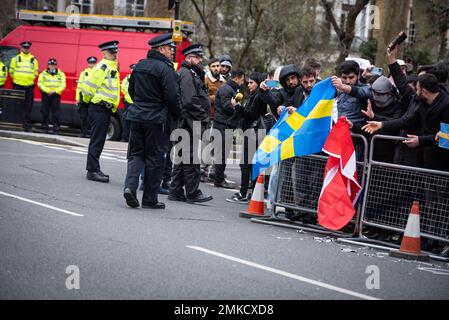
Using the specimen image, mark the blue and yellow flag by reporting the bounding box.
[252,78,336,179]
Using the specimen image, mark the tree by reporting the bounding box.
[375,0,410,70]
[320,0,370,65]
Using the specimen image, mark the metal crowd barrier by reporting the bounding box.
[251,134,369,238]
[338,135,449,261]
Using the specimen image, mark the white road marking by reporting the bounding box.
[0,191,84,217]
[186,245,381,300]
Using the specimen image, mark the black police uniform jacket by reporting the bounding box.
[126,50,182,129]
[178,61,210,129]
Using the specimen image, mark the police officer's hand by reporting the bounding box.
[260,81,269,92]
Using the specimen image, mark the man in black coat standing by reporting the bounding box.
[123,34,182,210]
[168,44,213,204]
[213,69,246,189]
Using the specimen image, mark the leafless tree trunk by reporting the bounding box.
[320,0,370,66]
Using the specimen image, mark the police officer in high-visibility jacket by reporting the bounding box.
[81,41,120,183]
[76,56,97,138]
[0,56,8,87]
[9,41,39,132]
[37,58,66,134]
[120,64,135,142]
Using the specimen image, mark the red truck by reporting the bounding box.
[0,10,193,140]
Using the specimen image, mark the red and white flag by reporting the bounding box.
[318,117,362,231]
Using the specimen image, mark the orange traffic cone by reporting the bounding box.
[239,174,271,219]
[390,201,430,261]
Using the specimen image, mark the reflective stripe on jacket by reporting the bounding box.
[121,75,133,104]
[81,58,120,113]
[38,69,66,95]
[0,61,7,86]
[76,67,92,102]
[9,52,39,86]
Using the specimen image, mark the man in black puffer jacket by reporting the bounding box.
[123,34,182,210]
[259,64,305,113]
[213,69,246,189]
[168,44,213,204]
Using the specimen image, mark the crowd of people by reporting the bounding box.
[3,35,449,249]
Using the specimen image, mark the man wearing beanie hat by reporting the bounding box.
[168,44,213,204]
[219,54,233,81]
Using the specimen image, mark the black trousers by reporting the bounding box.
[41,92,61,132]
[170,121,204,199]
[213,122,233,184]
[86,103,111,173]
[13,84,34,131]
[78,103,89,136]
[121,102,131,142]
[125,121,168,205]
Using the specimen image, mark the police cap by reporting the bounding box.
[182,44,204,57]
[20,41,32,48]
[87,56,98,64]
[99,41,119,53]
[48,58,57,65]
[148,33,174,48]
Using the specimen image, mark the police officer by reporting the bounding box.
[168,44,213,204]
[120,64,135,142]
[9,41,39,132]
[123,33,182,210]
[0,54,8,88]
[37,58,66,134]
[76,56,97,138]
[81,41,120,183]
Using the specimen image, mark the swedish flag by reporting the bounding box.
[252,78,336,179]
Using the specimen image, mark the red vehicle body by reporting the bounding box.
[0,24,191,139]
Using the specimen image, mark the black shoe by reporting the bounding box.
[86,171,109,183]
[168,192,187,202]
[187,194,213,204]
[214,181,236,189]
[124,188,139,208]
[98,170,110,178]
[142,202,165,210]
[53,131,60,135]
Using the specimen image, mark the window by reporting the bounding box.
[71,0,94,14]
[126,0,146,17]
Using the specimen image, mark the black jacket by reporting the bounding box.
[382,84,449,171]
[259,64,305,118]
[236,89,273,131]
[126,50,182,127]
[178,61,210,125]
[214,79,241,129]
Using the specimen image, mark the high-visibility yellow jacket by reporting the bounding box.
[38,69,66,95]
[76,67,93,102]
[121,74,133,104]
[0,61,8,86]
[9,52,39,87]
[81,58,120,113]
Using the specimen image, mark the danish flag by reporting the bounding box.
[317,117,362,231]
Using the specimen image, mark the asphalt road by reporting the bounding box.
[1,136,449,300]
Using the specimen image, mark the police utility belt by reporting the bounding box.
[95,100,114,111]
